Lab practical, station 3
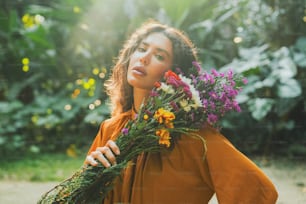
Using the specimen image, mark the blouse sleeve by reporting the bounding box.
[202,128,278,204]
[86,122,107,155]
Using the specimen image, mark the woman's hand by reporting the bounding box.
[85,140,120,168]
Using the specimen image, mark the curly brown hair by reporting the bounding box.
[105,20,198,116]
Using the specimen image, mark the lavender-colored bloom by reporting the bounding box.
[211,69,219,77]
[192,61,202,72]
[121,128,129,135]
[224,98,232,111]
[209,91,218,100]
[198,73,207,82]
[202,99,208,109]
[242,78,248,85]
[233,101,241,112]
[207,74,215,84]
[210,101,216,110]
[227,69,233,80]
[190,74,197,85]
[219,92,227,102]
[207,113,218,124]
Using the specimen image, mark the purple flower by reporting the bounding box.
[227,69,233,80]
[207,113,218,124]
[242,78,248,85]
[202,99,208,109]
[192,61,202,72]
[209,91,218,100]
[211,69,219,77]
[190,74,197,84]
[233,101,241,112]
[121,128,129,135]
[209,101,216,109]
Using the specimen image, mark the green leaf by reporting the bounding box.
[295,37,306,53]
[0,101,23,114]
[247,98,274,121]
[293,52,306,68]
[277,79,302,98]
[275,57,297,79]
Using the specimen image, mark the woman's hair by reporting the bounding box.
[105,20,198,116]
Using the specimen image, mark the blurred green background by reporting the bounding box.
[0,0,305,160]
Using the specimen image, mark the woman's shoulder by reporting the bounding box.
[102,110,133,127]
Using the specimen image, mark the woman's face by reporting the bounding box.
[127,32,173,91]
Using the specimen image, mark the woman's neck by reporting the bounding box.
[133,88,150,112]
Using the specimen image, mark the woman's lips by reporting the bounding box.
[132,66,147,76]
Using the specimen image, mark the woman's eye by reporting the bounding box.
[156,54,165,61]
[137,47,146,52]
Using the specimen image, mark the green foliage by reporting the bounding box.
[0,0,305,158]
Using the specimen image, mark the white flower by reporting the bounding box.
[179,74,192,85]
[159,83,175,94]
[191,88,202,108]
[179,74,202,109]
[179,99,192,112]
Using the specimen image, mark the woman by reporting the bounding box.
[85,20,278,203]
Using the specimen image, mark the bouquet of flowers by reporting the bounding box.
[38,62,247,204]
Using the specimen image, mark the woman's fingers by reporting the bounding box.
[96,146,116,167]
[85,154,98,166]
[106,140,120,155]
[85,140,120,168]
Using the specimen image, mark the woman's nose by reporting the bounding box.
[139,53,150,65]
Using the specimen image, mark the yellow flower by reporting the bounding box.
[143,114,149,120]
[154,108,175,126]
[155,129,171,147]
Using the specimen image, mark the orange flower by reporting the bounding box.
[154,81,161,88]
[154,108,175,127]
[165,70,180,80]
[155,129,171,147]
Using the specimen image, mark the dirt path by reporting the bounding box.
[0,162,305,204]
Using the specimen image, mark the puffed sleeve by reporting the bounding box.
[86,111,132,155]
[202,128,278,204]
[86,122,107,155]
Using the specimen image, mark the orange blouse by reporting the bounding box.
[87,110,278,204]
